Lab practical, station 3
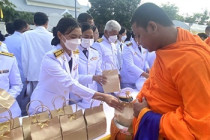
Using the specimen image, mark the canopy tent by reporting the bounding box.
[173,20,190,31]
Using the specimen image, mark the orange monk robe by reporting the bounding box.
[133,28,210,139]
[204,37,210,46]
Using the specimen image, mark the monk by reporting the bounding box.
[131,3,210,140]
[204,26,210,46]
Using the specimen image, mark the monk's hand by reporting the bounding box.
[104,94,123,111]
[141,72,149,79]
[93,75,107,85]
[133,97,149,118]
[146,68,150,73]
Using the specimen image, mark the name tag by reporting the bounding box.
[0,70,9,74]
[73,65,78,71]
[90,57,98,61]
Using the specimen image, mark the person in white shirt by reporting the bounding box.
[92,20,121,71]
[4,19,29,82]
[92,25,99,42]
[77,13,95,26]
[120,33,150,90]
[29,18,122,113]
[0,42,22,118]
[116,27,127,70]
[4,19,29,115]
[77,23,106,108]
[21,12,53,98]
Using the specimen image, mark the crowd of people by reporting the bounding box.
[0,2,210,139]
[0,10,155,116]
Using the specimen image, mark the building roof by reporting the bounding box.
[28,0,81,7]
[10,0,89,16]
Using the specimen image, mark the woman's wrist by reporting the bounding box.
[92,92,106,102]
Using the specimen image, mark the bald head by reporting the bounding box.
[130,3,177,52]
[131,3,173,29]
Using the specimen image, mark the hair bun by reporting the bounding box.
[52,27,57,37]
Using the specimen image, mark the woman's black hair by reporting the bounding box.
[92,25,97,32]
[0,31,5,41]
[125,30,132,42]
[80,22,93,33]
[119,27,126,35]
[51,17,80,46]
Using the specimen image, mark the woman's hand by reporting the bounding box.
[104,94,123,111]
[93,75,107,85]
[93,92,123,111]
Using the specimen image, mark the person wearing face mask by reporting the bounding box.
[92,25,99,42]
[116,27,127,70]
[77,23,106,108]
[29,18,123,113]
[92,20,121,71]
[120,33,151,90]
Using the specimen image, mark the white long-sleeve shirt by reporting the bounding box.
[29,45,96,111]
[0,50,22,118]
[92,36,120,71]
[4,31,25,82]
[21,26,53,81]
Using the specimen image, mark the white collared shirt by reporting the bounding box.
[29,44,96,111]
[21,26,53,81]
[78,45,102,91]
[92,35,120,71]
[0,53,22,118]
[120,38,150,84]
[4,31,25,82]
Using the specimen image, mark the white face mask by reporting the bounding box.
[121,35,127,42]
[108,35,118,43]
[63,38,81,51]
[81,38,94,49]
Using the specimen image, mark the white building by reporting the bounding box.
[8,0,90,30]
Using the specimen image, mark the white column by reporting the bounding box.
[0,22,6,35]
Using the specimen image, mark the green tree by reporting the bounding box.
[0,0,34,24]
[160,2,184,21]
[185,10,210,25]
[17,11,34,24]
[198,10,209,25]
[88,0,141,32]
[63,13,74,19]
[0,0,16,22]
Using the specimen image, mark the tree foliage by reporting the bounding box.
[185,10,209,25]
[88,0,141,32]
[161,2,182,21]
[63,13,74,19]
[161,2,210,25]
[0,0,34,24]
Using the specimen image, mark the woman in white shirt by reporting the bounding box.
[77,23,106,108]
[29,18,122,112]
